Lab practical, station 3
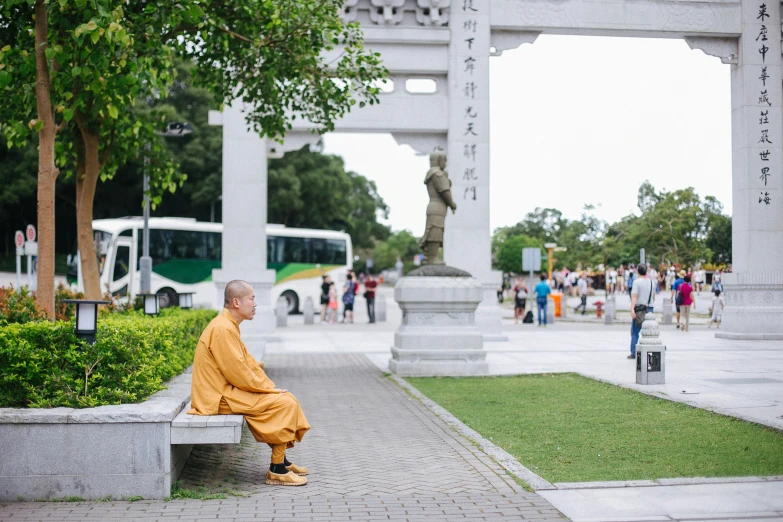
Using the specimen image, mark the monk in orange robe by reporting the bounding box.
[188,280,310,486]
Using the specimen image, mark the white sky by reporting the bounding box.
[322,35,732,237]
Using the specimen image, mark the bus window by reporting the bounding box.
[137,229,222,285]
[326,239,347,265]
[281,237,308,263]
[94,230,112,274]
[113,245,130,282]
[311,238,328,264]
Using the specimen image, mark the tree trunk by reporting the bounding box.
[75,125,103,300]
[34,0,58,319]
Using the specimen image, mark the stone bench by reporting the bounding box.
[171,405,245,445]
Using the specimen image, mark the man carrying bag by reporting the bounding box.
[628,264,654,360]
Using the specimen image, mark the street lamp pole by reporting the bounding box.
[139,122,194,296]
[140,146,152,294]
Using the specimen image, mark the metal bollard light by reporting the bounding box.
[547,298,555,324]
[636,316,666,384]
[303,297,314,325]
[276,297,288,327]
[376,294,387,322]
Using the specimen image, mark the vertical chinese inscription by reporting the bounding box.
[754,3,775,204]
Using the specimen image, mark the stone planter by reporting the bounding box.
[0,371,194,501]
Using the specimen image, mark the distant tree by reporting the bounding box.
[494,234,542,274]
[370,230,420,273]
[268,146,390,248]
[706,213,732,264]
[0,0,385,310]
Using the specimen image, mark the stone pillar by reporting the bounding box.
[444,1,505,341]
[719,0,783,340]
[212,103,276,354]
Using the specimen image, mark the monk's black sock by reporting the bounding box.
[283,457,291,467]
[270,463,287,474]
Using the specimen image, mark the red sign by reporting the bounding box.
[25,224,36,242]
[14,231,24,248]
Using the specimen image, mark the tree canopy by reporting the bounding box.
[0,0,386,308]
[492,181,731,273]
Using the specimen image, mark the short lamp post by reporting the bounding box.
[62,299,110,344]
[142,293,161,316]
[178,292,195,309]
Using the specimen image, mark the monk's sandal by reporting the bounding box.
[265,470,308,486]
[285,462,309,476]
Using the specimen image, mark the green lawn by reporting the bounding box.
[406,373,783,483]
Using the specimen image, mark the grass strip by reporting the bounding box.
[406,373,783,483]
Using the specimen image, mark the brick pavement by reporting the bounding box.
[0,354,566,521]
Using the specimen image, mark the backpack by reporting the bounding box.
[342,282,355,305]
[522,311,534,323]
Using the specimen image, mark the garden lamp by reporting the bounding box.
[142,293,160,316]
[62,299,110,344]
[178,292,195,309]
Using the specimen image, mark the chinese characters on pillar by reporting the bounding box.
[756,3,773,204]
[460,1,479,202]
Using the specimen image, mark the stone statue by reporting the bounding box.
[419,149,456,265]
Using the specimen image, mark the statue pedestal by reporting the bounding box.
[389,267,487,377]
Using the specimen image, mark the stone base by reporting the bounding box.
[389,274,487,377]
[476,277,508,342]
[718,272,783,340]
[635,318,666,385]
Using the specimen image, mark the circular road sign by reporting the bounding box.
[15,230,24,248]
[26,224,36,242]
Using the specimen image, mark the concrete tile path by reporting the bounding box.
[0,353,566,521]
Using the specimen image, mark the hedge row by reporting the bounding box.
[0,308,216,408]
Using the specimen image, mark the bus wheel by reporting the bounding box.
[157,288,179,308]
[281,290,299,315]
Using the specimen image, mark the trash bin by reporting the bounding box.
[551,292,563,317]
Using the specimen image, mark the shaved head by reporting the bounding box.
[224,280,252,307]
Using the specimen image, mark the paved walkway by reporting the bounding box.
[0,353,565,521]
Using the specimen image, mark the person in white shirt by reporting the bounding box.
[607,267,617,295]
[629,264,655,359]
[574,273,588,315]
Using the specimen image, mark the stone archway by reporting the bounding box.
[214,0,783,349]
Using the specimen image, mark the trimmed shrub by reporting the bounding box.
[0,286,47,325]
[0,308,216,408]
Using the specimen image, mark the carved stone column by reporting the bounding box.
[212,103,276,356]
[717,0,783,339]
[443,1,506,341]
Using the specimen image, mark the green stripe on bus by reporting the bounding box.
[152,260,342,285]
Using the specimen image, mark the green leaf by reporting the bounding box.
[107,105,118,119]
[90,31,100,44]
[0,70,11,89]
[63,108,73,121]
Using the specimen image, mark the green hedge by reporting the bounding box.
[0,308,216,408]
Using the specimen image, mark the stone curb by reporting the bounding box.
[389,373,557,491]
[0,369,192,424]
[553,475,783,490]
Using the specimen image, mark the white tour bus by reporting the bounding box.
[68,217,353,312]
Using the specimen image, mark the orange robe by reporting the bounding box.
[188,309,310,447]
